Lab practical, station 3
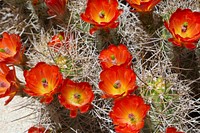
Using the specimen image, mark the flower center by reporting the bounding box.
[113,80,121,89]
[110,55,115,60]
[110,55,117,65]
[128,113,136,123]
[0,81,7,87]
[41,78,48,88]
[74,93,81,99]
[0,48,5,53]
[99,11,105,18]
[181,22,188,32]
[0,47,11,54]
[73,93,82,104]
[58,34,63,41]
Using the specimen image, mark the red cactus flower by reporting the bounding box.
[32,0,39,6]
[99,44,132,70]
[0,32,25,65]
[126,0,161,12]
[58,78,94,118]
[164,8,200,50]
[28,126,50,133]
[81,0,123,34]
[109,95,150,133]
[99,65,137,99]
[48,32,65,51]
[0,63,20,105]
[44,0,66,17]
[24,62,63,104]
[166,127,184,133]
[47,32,73,52]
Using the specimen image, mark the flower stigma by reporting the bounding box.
[113,80,121,89]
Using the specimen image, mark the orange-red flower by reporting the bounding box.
[126,0,160,12]
[58,78,94,118]
[0,32,25,65]
[99,66,137,99]
[47,32,73,52]
[28,126,50,133]
[48,32,65,51]
[81,0,123,34]
[109,95,150,133]
[166,127,184,133]
[32,0,39,6]
[44,0,66,17]
[164,8,200,50]
[99,44,132,70]
[0,63,20,105]
[24,62,63,104]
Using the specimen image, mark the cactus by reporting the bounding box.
[0,0,199,133]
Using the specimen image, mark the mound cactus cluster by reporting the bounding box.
[0,0,199,133]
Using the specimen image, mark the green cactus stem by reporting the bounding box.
[138,11,163,68]
[171,46,200,98]
[171,46,200,122]
[31,0,71,29]
[138,11,163,35]
[96,29,121,51]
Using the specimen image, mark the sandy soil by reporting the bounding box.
[0,96,37,133]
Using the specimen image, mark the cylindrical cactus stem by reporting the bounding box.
[3,0,27,5]
[172,46,200,98]
[138,11,163,68]
[138,11,163,35]
[31,0,71,29]
[171,46,200,125]
[95,29,121,51]
[142,116,153,133]
[138,11,154,34]
[3,0,31,16]
[31,0,50,29]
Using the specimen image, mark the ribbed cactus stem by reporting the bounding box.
[96,29,120,51]
[171,46,200,122]
[172,46,200,98]
[138,11,163,35]
[31,0,71,29]
[142,116,153,133]
[3,0,27,5]
[138,10,163,68]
